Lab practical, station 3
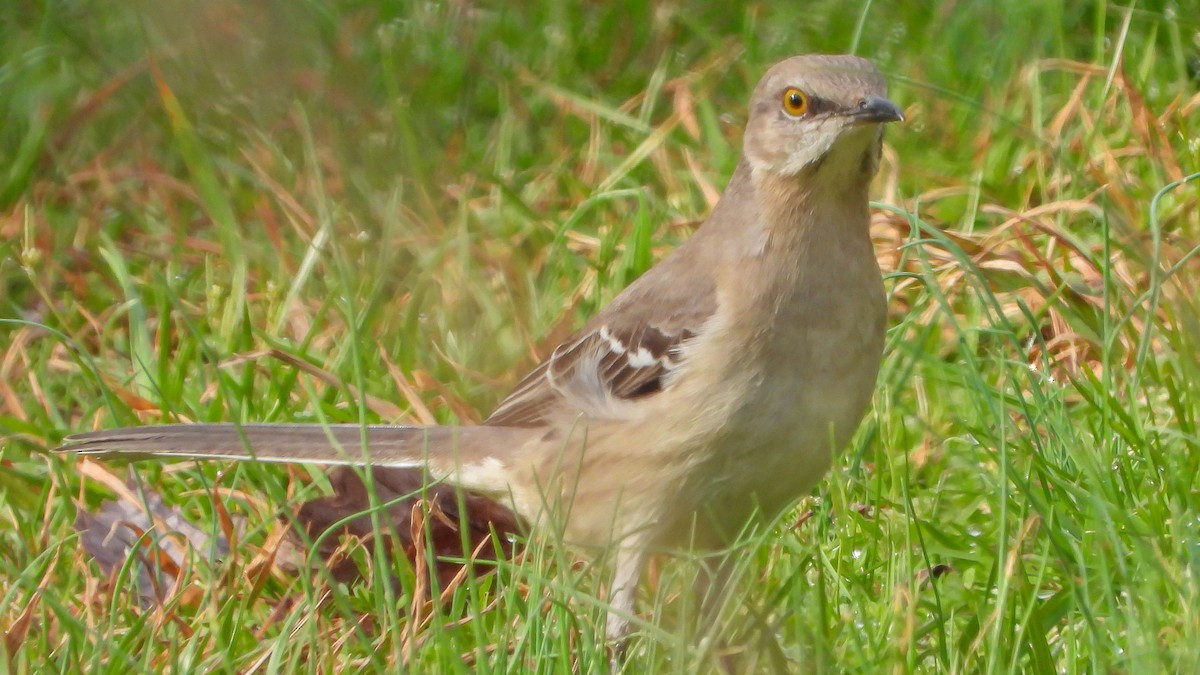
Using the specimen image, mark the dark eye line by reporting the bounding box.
[805,95,831,114]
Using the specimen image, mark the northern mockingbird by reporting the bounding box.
[59,54,902,644]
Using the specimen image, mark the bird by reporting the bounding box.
[58,53,903,647]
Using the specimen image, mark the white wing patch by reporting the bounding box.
[485,323,696,427]
[599,326,663,369]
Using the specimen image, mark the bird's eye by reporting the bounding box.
[781,87,809,116]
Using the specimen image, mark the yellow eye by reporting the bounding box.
[782,87,809,116]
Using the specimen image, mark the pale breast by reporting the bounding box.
[659,239,886,545]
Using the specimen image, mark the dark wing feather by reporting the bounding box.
[483,170,750,429]
[483,361,555,427]
[484,323,698,427]
[484,253,719,428]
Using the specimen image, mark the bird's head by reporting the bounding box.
[743,54,903,185]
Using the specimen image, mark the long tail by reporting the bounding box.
[56,423,535,496]
[60,423,534,589]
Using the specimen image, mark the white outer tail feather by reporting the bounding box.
[58,423,525,498]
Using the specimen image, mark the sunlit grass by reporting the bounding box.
[2,1,1198,672]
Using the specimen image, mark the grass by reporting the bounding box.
[2,0,1199,672]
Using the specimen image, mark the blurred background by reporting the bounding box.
[1,1,1198,672]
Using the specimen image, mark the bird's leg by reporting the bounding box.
[694,552,736,667]
[698,553,732,618]
[696,550,790,674]
[604,544,646,663]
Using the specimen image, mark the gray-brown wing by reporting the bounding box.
[484,322,699,427]
[485,199,731,429]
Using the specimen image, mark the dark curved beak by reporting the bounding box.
[850,96,904,124]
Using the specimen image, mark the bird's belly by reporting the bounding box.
[665,292,885,546]
[530,276,885,550]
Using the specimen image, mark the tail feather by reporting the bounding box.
[60,425,530,591]
[57,423,536,496]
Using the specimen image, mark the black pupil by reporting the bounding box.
[789,92,803,109]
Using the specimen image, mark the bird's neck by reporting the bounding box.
[698,155,881,332]
[690,154,878,283]
[744,161,874,263]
